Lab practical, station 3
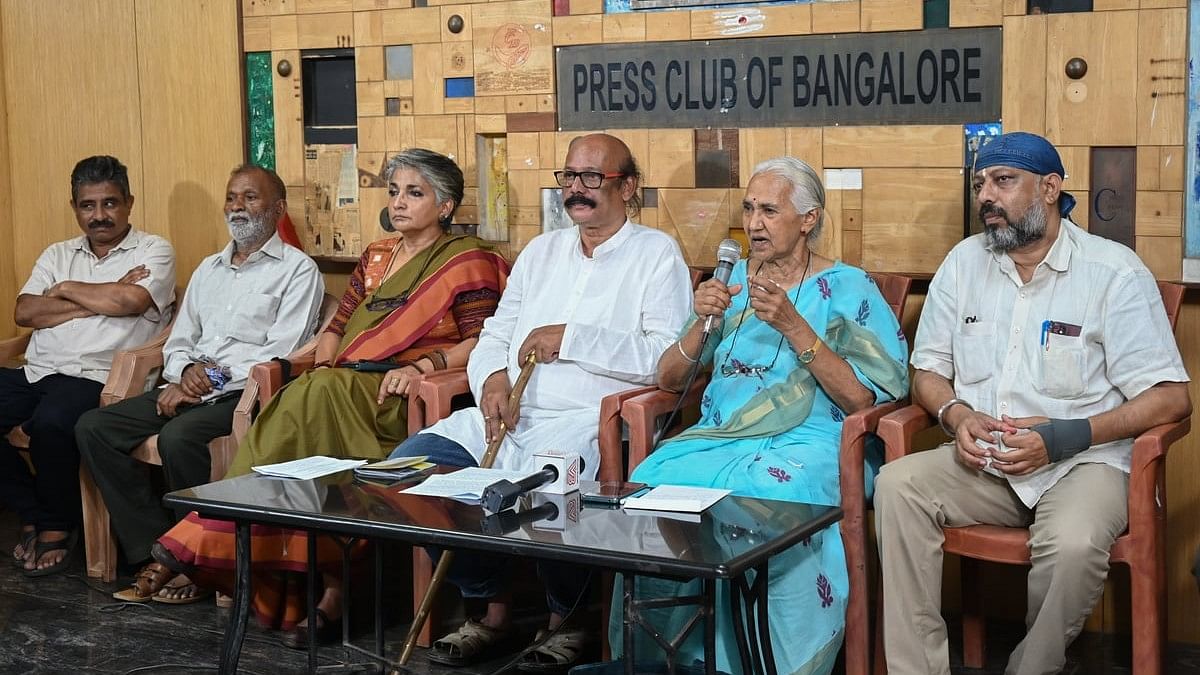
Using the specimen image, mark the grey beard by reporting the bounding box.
[226,213,273,248]
[984,202,1047,252]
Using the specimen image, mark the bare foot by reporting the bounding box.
[25,530,71,572]
[158,574,204,601]
[12,526,35,566]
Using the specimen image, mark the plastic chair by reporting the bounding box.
[874,280,1188,675]
[619,272,912,675]
[80,292,338,582]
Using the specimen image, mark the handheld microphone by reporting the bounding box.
[479,500,559,536]
[481,451,583,513]
[702,239,743,338]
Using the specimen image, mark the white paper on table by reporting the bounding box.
[622,485,731,514]
[251,456,367,480]
[402,467,536,502]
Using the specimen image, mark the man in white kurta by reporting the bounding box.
[393,133,692,670]
[875,132,1190,675]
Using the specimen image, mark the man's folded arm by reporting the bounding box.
[14,294,93,329]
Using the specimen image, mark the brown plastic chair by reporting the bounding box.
[874,280,1188,675]
[619,271,912,675]
[80,292,339,582]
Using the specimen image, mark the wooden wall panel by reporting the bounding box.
[1135,8,1186,146]
[1044,11,1138,146]
[861,169,962,274]
[1167,298,1200,642]
[811,0,858,33]
[0,9,12,337]
[2,0,145,286]
[1001,15,1046,136]
[273,49,305,187]
[860,0,922,32]
[949,0,1003,27]
[824,126,963,168]
[135,0,245,277]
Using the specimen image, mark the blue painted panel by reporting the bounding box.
[445,77,476,98]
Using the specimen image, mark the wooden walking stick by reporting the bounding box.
[398,351,538,665]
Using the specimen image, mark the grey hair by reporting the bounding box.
[382,148,465,228]
[750,157,826,248]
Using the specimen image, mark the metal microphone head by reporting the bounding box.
[713,239,742,285]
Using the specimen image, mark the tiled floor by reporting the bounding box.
[1,509,1198,674]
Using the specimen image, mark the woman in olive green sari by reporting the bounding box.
[156,148,509,642]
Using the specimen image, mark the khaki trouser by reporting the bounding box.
[874,445,1128,675]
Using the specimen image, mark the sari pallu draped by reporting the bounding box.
[611,262,909,675]
[161,235,509,630]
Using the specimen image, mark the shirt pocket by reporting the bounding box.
[1036,334,1086,399]
[951,322,996,385]
[228,293,280,346]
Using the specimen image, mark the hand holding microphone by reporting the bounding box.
[698,239,744,339]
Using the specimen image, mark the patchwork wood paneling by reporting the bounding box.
[1045,11,1138,146]
[861,169,963,274]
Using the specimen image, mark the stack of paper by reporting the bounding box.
[402,467,535,503]
[354,455,435,481]
[251,456,367,480]
[622,485,731,514]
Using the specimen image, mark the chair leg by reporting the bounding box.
[961,557,986,669]
[873,574,887,675]
[79,464,117,583]
[412,548,438,648]
[601,570,614,660]
[1129,561,1163,675]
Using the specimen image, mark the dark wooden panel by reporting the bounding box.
[1089,146,1136,250]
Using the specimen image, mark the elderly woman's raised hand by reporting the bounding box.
[748,277,812,337]
[694,278,743,328]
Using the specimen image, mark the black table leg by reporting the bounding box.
[703,578,716,675]
[753,563,776,675]
[623,573,635,675]
[375,544,385,674]
[308,532,319,673]
[729,575,754,675]
[220,521,252,675]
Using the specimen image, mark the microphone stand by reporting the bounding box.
[398,351,538,665]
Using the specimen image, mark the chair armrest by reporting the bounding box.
[597,385,659,483]
[100,334,170,407]
[622,376,709,476]
[0,333,31,364]
[1127,417,1191,536]
[838,398,909,504]
[408,368,469,436]
[876,404,936,463]
[230,379,258,444]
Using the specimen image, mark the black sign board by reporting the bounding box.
[555,28,1001,130]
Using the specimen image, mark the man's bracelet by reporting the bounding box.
[936,398,973,436]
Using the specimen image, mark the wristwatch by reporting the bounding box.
[798,338,822,365]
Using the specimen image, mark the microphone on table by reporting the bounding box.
[702,239,744,339]
[478,491,583,535]
[481,451,583,514]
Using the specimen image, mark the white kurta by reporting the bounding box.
[423,221,693,477]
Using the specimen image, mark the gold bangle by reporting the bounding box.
[676,340,699,364]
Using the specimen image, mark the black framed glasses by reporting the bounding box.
[553,170,625,189]
[366,293,409,312]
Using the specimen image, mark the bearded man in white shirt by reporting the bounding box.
[1,155,175,577]
[391,133,693,671]
[875,132,1191,675]
[76,164,325,604]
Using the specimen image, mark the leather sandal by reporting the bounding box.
[428,619,515,667]
[112,561,176,602]
[22,530,78,578]
[152,574,214,605]
[518,628,589,674]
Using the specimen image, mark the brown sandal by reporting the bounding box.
[152,574,214,605]
[112,561,176,602]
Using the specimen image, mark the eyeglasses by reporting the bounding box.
[553,170,625,189]
[366,294,409,312]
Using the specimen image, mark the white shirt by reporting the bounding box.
[163,233,325,393]
[913,219,1189,507]
[21,229,176,384]
[424,221,693,477]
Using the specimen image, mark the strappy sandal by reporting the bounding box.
[11,528,36,568]
[112,561,176,602]
[427,619,515,667]
[22,530,77,578]
[518,628,589,674]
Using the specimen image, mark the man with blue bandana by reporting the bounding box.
[874,132,1190,674]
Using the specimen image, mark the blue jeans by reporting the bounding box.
[392,432,590,616]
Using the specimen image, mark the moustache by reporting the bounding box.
[979,204,1008,223]
[563,195,596,209]
[88,219,115,229]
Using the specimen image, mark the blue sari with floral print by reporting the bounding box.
[612,260,909,675]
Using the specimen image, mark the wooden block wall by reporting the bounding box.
[0,9,12,338]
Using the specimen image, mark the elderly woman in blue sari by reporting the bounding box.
[613,157,909,674]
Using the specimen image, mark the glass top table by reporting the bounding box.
[166,471,842,675]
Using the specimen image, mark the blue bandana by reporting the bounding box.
[974,132,1075,217]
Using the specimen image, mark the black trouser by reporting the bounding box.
[75,389,239,564]
[0,368,103,532]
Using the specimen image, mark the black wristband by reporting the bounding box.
[1031,418,1092,463]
